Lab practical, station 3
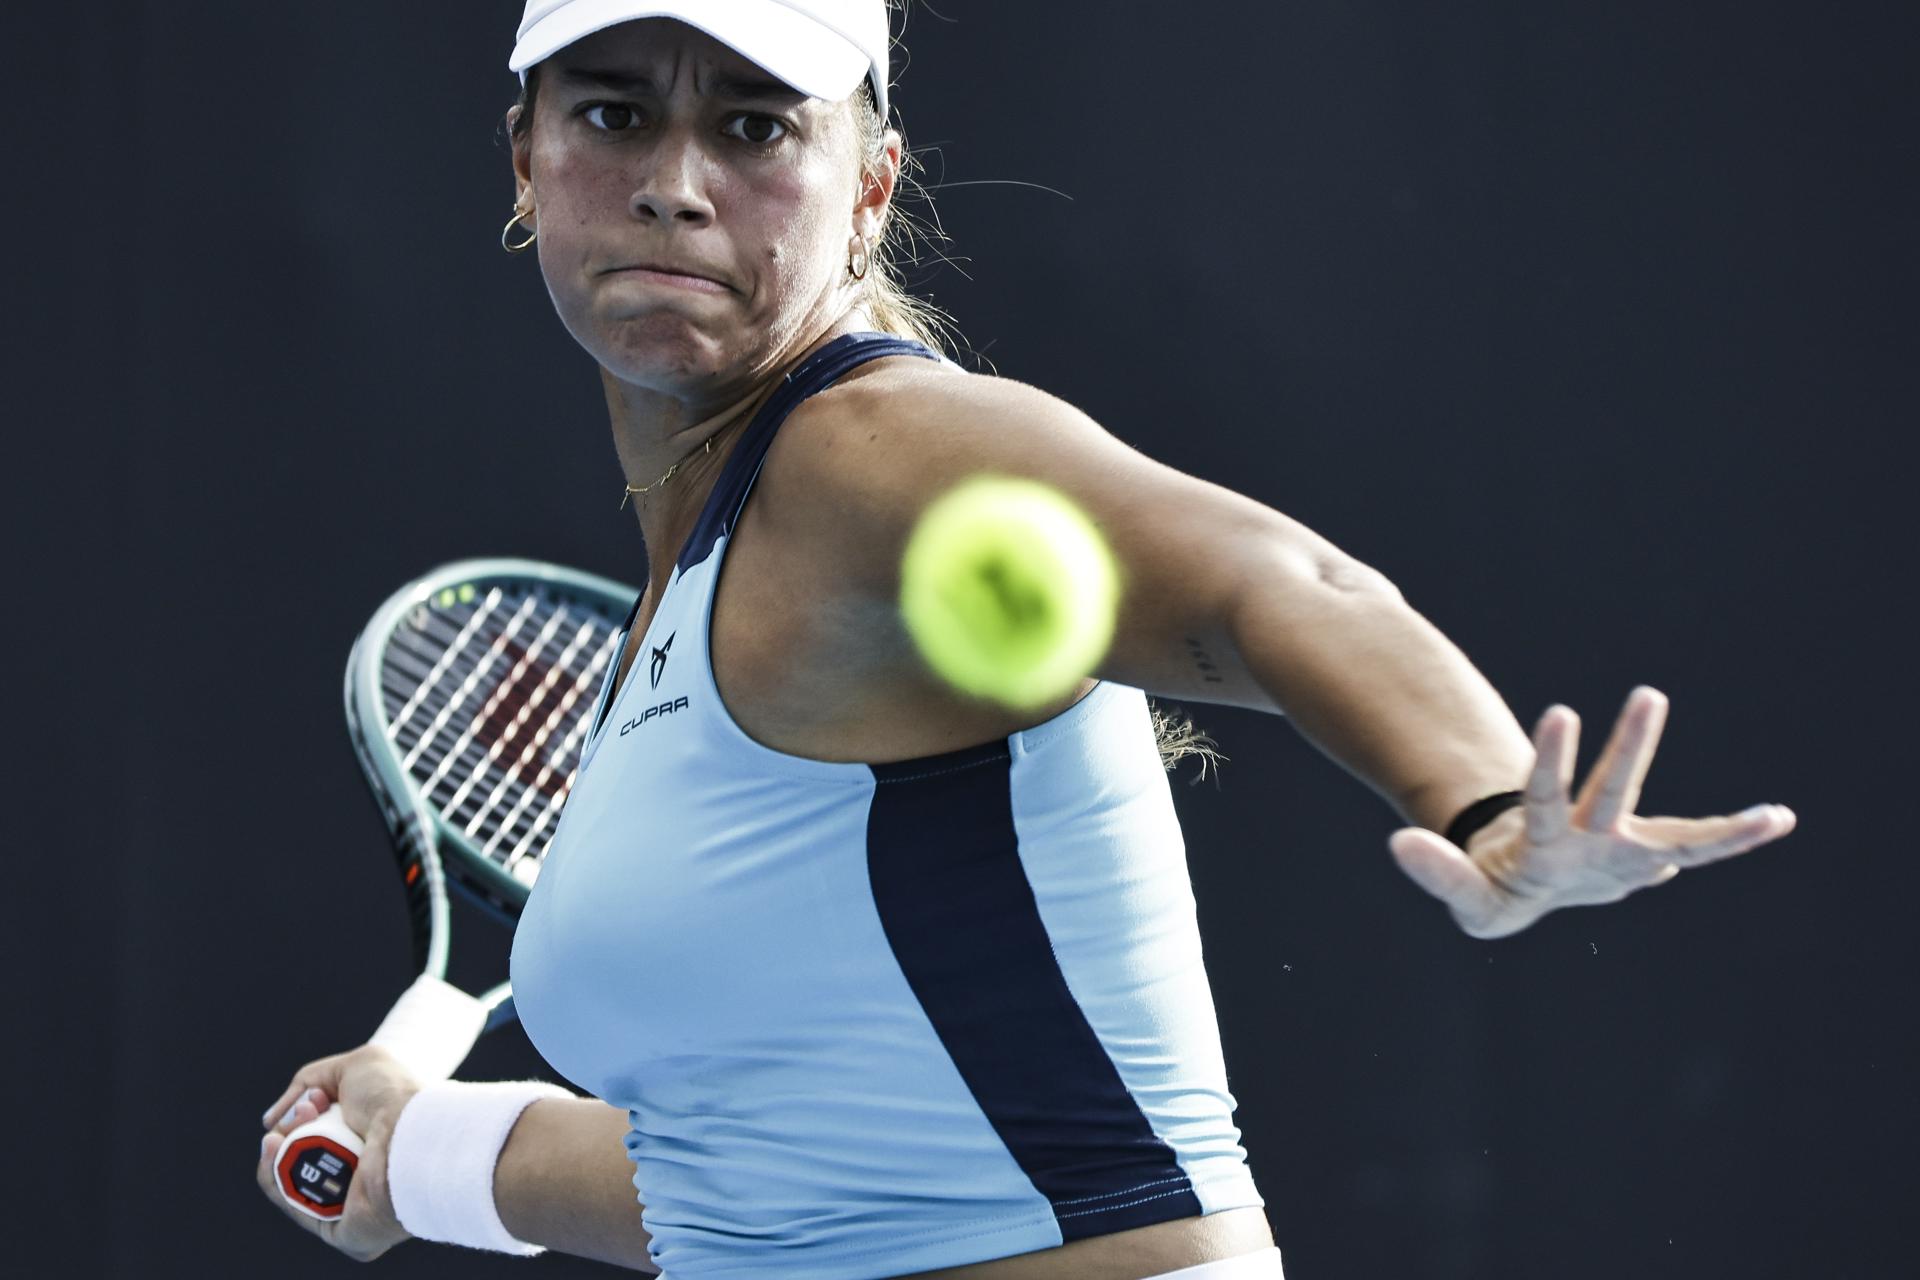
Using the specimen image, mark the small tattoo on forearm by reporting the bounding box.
[1184,637,1224,684]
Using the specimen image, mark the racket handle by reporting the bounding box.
[274,1102,364,1218]
[274,975,489,1220]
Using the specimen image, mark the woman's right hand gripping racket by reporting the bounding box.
[271,558,637,1220]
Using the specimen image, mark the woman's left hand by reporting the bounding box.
[1387,686,1797,939]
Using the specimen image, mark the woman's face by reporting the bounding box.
[510,18,888,393]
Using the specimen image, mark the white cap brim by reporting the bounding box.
[509,0,885,120]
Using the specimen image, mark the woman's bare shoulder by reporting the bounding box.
[816,351,1055,416]
[783,355,1098,496]
[752,357,1069,583]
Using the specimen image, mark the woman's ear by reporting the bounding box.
[855,128,903,242]
[509,108,534,202]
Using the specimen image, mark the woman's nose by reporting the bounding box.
[631,131,715,226]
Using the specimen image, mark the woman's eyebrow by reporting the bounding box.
[552,65,807,103]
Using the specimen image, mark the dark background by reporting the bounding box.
[14,2,1914,1276]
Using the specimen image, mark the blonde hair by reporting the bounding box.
[845,77,964,363]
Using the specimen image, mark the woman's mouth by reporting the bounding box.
[606,265,731,294]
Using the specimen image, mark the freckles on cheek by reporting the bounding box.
[538,137,631,213]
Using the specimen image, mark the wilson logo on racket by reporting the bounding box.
[650,631,674,689]
[469,639,576,799]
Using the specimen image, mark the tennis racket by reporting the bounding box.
[274,557,637,1220]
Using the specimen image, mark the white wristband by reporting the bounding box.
[386,1079,574,1255]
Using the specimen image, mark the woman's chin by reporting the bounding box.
[592,322,738,388]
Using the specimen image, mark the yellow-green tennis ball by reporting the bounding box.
[899,475,1120,710]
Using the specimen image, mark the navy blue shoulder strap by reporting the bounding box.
[674,331,940,575]
[590,332,937,741]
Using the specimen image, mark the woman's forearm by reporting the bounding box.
[493,1096,660,1273]
[1228,559,1536,835]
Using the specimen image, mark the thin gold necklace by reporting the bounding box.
[618,435,716,510]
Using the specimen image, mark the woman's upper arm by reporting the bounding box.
[768,366,1396,711]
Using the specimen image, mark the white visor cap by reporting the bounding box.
[510,0,890,122]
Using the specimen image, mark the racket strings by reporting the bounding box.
[461,631,619,874]
[389,597,568,792]
[395,642,605,859]
[381,585,625,877]
[452,616,603,852]
[432,602,577,812]
[474,636,616,876]
[400,591,545,779]
[389,597,559,790]
[389,608,606,816]
[388,591,509,745]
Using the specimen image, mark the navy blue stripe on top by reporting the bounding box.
[679,331,940,576]
[589,331,937,740]
[865,744,1205,1240]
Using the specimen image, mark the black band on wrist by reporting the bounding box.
[1444,790,1526,850]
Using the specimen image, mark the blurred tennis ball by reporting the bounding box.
[899,475,1120,709]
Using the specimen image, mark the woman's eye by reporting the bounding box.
[581,102,644,133]
[724,114,790,146]
[577,104,788,146]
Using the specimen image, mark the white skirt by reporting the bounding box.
[659,1244,1285,1280]
[1144,1246,1287,1280]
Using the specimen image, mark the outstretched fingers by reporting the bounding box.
[1578,687,1669,832]
[1388,827,1502,932]
[1523,704,1578,848]
[1629,807,1798,868]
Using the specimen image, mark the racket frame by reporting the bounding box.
[343,557,638,1012]
[278,558,637,1221]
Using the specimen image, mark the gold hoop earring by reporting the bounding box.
[847,233,870,282]
[503,206,537,254]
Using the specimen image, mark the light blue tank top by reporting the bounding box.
[510,333,1265,1279]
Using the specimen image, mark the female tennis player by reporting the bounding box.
[256,2,1797,1275]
